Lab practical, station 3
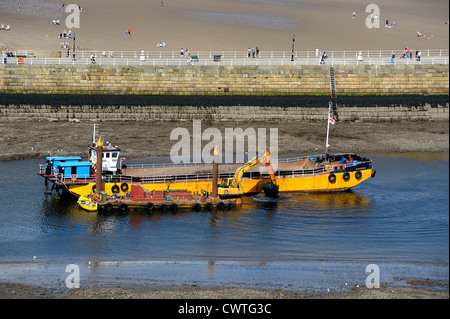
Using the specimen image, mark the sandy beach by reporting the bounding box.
[1,0,448,52]
[0,119,448,161]
[0,281,448,299]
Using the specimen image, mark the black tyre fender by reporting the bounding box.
[169,203,178,212]
[145,202,154,212]
[343,172,351,182]
[111,184,120,193]
[118,203,128,213]
[192,203,201,211]
[120,182,129,192]
[216,202,225,210]
[104,203,113,212]
[355,171,362,180]
[205,202,213,210]
[328,173,337,183]
[159,203,167,211]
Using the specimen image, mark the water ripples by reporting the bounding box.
[0,156,448,270]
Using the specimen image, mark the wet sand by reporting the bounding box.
[0,119,448,162]
[1,281,448,299]
[0,0,448,51]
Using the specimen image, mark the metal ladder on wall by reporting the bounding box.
[329,66,339,120]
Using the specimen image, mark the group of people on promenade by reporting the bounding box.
[391,47,422,64]
[2,49,14,63]
[317,49,328,64]
[247,47,260,58]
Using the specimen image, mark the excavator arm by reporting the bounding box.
[218,150,278,198]
[229,154,264,188]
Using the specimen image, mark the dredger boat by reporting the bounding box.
[38,105,376,210]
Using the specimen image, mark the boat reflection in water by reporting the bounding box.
[39,189,370,237]
[247,191,371,215]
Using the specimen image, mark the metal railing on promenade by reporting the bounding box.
[2,49,449,66]
[64,48,449,60]
[5,56,449,66]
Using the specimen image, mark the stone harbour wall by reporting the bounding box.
[0,103,448,122]
[0,64,448,122]
[0,64,448,95]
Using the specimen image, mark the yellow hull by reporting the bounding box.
[65,168,373,198]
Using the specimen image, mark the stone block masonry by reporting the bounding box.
[0,64,448,122]
[0,64,448,95]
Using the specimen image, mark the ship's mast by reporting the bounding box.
[93,123,100,145]
[325,101,332,161]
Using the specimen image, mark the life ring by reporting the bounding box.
[192,203,201,211]
[159,203,167,211]
[216,202,225,210]
[145,202,154,212]
[169,203,178,211]
[166,195,172,200]
[343,172,351,182]
[328,173,337,183]
[111,184,120,193]
[355,171,362,180]
[120,183,129,192]
[71,174,77,182]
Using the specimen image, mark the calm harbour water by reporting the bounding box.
[0,153,448,292]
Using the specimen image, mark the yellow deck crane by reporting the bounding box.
[218,150,279,198]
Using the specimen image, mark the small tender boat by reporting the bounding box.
[77,195,98,212]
